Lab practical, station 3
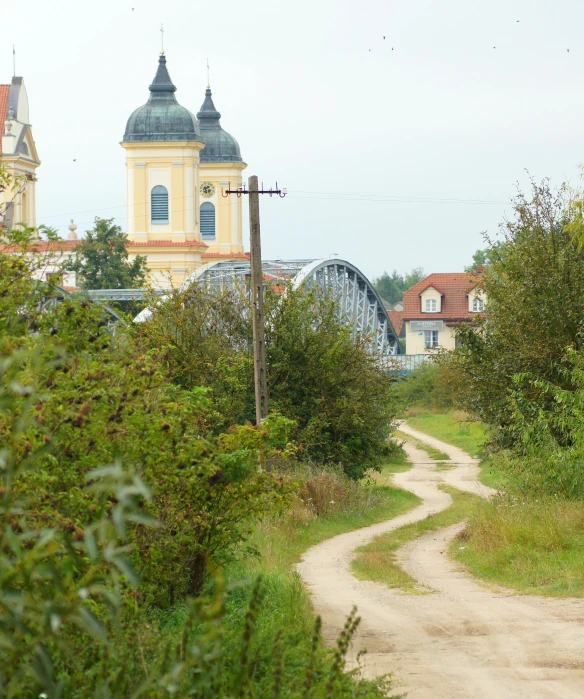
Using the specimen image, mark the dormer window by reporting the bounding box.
[425,299,437,312]
[472,298,484,312]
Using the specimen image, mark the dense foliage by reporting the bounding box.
[0,216,396,696]
[372,268,424,305]
[443,181,584,446]
[67,217,148,289]
[144,282,399,480]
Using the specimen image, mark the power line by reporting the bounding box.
[36,188,509,225]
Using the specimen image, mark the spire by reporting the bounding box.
[197,87,221,124]
[149,53,177,95]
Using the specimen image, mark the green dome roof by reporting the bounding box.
[124,54,201,143]
[197,88,242,162]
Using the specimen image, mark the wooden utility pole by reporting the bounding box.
[249,176,269,424]
[222,176,286,425]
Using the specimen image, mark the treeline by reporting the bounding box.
[0,222,398,695]
[372,268,425,305]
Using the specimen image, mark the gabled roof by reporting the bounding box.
[403,272,484,321]
[0,84,9,125]
[417,283,445,296]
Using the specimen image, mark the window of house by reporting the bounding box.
[200,202,216,239]
[472,297,484,312]
[424,330,439,349]
[151,185,169,224]
[425,298,437,312]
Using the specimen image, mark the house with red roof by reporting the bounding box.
[402,272,485,354]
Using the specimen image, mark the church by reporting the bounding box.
[1,51,249,286]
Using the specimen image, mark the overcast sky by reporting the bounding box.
[4,0,584,279]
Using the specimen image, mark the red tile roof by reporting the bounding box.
[127,239,207,248]
[201,251,250,259]
[403,272,483,321]
[0,239,80,252]
[0,85,9,126]
[387,309,404,336]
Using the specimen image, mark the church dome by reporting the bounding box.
[197,88,242,162]
[123,54,201,143]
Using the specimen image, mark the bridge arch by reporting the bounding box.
[182,257,401,357]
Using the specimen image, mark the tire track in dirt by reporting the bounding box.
[297,423,584,698]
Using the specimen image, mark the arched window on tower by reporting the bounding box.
[200,202,216,239]
[151,185,169,224]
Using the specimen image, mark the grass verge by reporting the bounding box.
[352,487,481,593]
[395,429,450,461]
[452,495,584,597]
[406,411,486,458]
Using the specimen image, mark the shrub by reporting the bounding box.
[389,360,458,413]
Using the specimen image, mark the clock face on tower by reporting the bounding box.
[200,182,215,198]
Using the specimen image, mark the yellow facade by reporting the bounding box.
[122,140,204,243]
[198,162,246,257]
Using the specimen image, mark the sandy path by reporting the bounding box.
[296,423,584,698]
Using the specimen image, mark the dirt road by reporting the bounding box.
[297,423,584,698]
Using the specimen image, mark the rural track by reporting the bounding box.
[296,423,584,698]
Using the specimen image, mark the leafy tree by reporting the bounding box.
[373,267,424,305]
[265,284,399,479]
[144,282,399,480]
[443,180,584,446]
[67,217,148,289]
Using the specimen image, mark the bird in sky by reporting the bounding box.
[567,48,570,53]
[493,46,496,49]
[383,35,386,39]
[73,159,76,162]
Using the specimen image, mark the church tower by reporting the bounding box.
[0,77,41,230]
[197,86,246,257]
[121,53,206,286]
[121,53,248,286]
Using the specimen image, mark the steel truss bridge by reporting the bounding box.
[86,257,402,358]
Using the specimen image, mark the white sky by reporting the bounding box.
[4,0,584,279]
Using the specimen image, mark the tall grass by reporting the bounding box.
[453,495,584,597]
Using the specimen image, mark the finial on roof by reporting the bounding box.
[206,58,210,88]
[149,52,177,94]
[160,24,165,55]
[68,219,78,241]
[197,86,221,122]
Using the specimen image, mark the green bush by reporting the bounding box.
[389,360,457,413]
